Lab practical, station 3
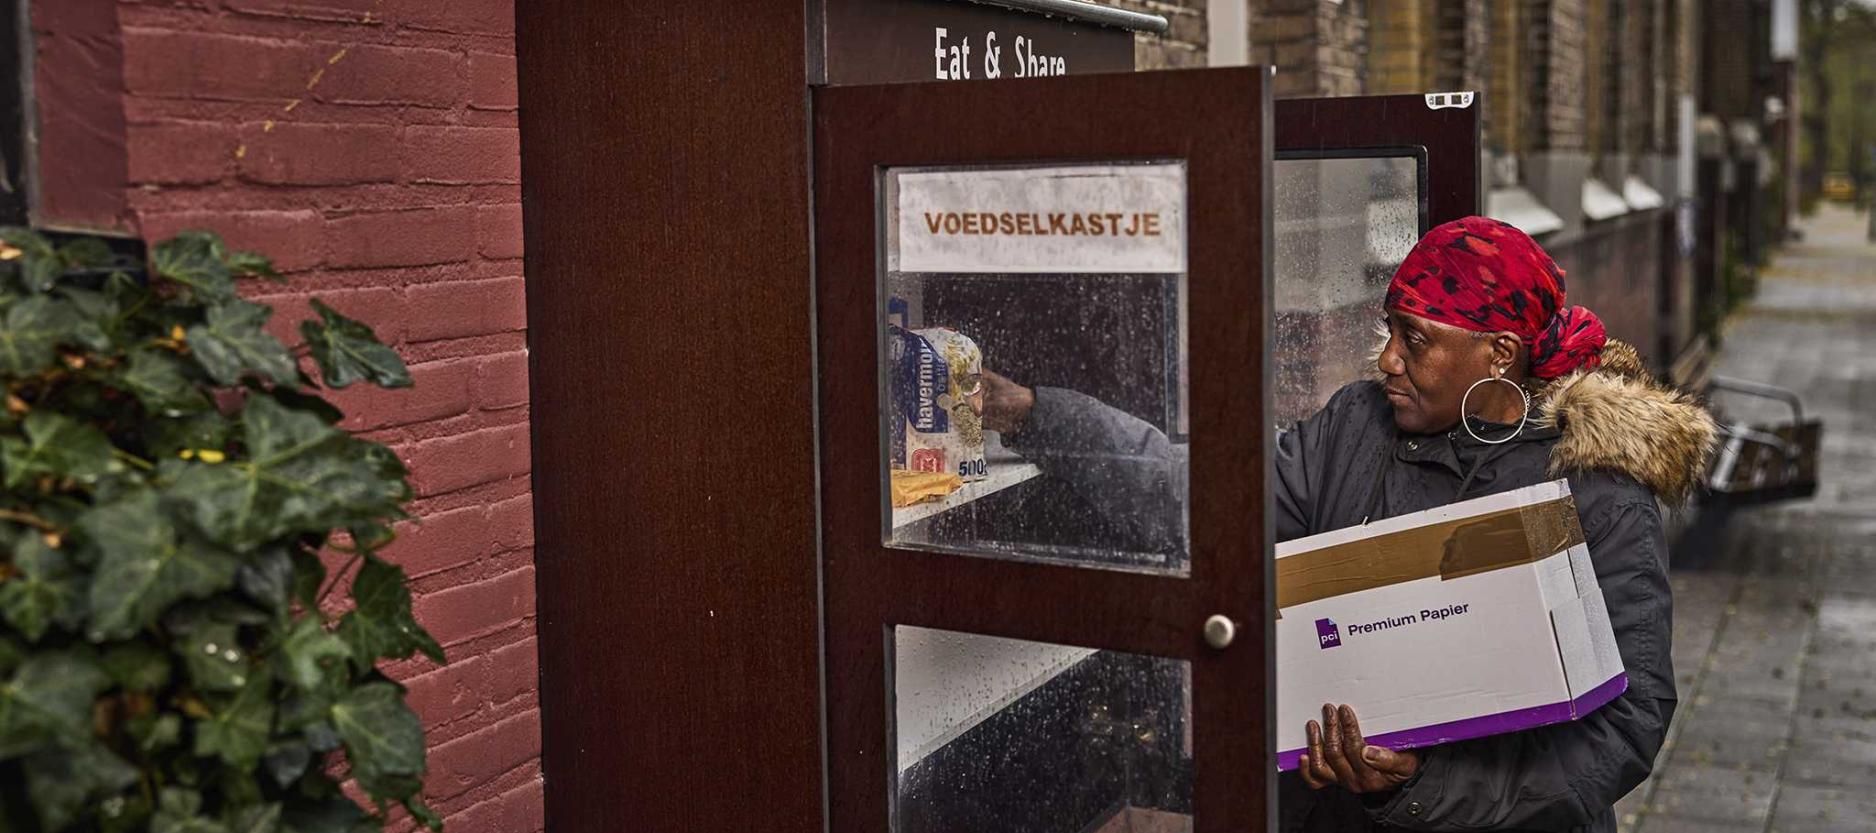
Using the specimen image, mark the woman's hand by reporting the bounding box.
[1299,703,1421,794]
[981,370,1036,436]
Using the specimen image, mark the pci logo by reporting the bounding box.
[1315,618,1342,650]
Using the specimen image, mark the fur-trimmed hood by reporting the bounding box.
[1530,339,1717,503]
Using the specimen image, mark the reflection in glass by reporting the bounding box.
[1272,155,1422,426]
[893,626,1193,833]
[879,163,1190,576]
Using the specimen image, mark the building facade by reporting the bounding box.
[1202,0,1796,371]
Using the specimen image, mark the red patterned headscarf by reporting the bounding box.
[1385,216,1606,379]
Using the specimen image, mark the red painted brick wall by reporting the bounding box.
[48,1,541,829]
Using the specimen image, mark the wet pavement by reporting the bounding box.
[1619,203,1876,833]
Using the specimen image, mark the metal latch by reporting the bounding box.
[1425,91,1476,110]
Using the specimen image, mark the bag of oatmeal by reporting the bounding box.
[889,325,988,482]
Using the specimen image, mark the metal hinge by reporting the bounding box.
[1425,91,1476,110]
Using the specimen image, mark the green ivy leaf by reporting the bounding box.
[155,787,233,833]
[123,348,210,415]
[188,300,296,386]
[2,410,120,489]
[0,295,85,376]
[58,235,115,268]
[0,636,22,676]
[263,740,312,788]
[219,769,266,814]
[144,411,234,461]
[102,640,173,691]
[1,226,61,293]
[331,681,426,791]
[279,691,344,765]
[290,548,326,610]
[224,803,284,833]
[404,797,444,832]
[302,719,341,754]
[227,250,281,282]
[171,396,409,551]
[300,299,410,390]
[25,740,140,830]
[181,621,249,693]
[99,795,157,833]
[237,546,294,612]
[153,231,236,302]
[0,649,108,759]
[102,267,144,305]
[0,536,85,640]
[130,711,183,753]
[194,673,274,769]
[56,286,118,350]
[276,618,350,692]
[264,386,346,425]
[348,521,396,553]
[338,557,443,667]
[280,797,367,833]
[81,493,242,640]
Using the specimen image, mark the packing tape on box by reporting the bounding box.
[1275,496,1586,616]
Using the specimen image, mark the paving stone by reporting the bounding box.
[1640,765,1777,825]
[1631,813,1764,833]
[1769,783,1876,832]
[1780,734,1876,788]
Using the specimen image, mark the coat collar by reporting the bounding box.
[1393,417,1559,478]
[1532,339,1717,503]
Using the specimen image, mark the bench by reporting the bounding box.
[1670,337,1822,507]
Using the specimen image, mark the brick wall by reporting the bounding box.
[60,1,541,830]
[1117,0,1209,69]
[1366,0,1485,96]
[1366,0,1429,94]
[1250,0,1365,98]
[1486,0,1526,155]
[1433,0,1489,93]
[1529,0,1588,151]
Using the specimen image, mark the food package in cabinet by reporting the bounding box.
[889,325,988,482]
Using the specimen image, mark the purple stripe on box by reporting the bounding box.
[1276,673,1627,771]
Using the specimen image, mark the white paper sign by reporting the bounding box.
[891,163,1187,274]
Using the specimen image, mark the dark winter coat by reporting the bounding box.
[1004,340,1716,833]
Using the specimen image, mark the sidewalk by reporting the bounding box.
[1618,204,1876,833]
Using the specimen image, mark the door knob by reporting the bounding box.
[1203,614,1236,650]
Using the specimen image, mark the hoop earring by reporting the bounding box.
[1460,369,1530,445]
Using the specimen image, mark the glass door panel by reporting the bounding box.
[881,161,1191,575]
[893,626,1192,833]
[1272,152,1424,424]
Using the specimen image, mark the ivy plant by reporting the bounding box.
[0,228,445,832]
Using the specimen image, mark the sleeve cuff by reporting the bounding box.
[1364,748,1445,828]
[1002,386,1070,451]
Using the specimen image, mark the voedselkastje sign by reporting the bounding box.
[891,163,1187,274]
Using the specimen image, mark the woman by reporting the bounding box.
[982,217,1715,832]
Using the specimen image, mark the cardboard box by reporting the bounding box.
[1273,479,1626,770]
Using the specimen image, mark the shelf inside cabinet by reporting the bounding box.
[891,442,1042,531]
